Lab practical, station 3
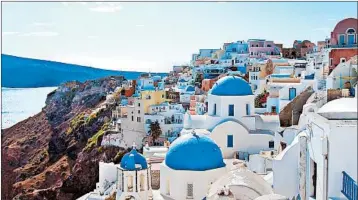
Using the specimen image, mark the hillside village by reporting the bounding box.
[74,17,358,200]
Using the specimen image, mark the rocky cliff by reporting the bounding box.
[1,76,129,200]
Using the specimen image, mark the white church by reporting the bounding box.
[77,144,153,200]
[181,76,280,158]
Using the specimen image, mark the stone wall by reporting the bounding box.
[327,89,342,102]
[279,86,314,127]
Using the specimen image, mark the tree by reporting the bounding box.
[149,121,162,145]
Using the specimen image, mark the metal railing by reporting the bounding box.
[342,171,358,200]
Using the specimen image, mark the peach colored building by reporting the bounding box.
[201,79,216,92]
[327,18,358,71]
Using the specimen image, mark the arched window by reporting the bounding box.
[347,28,356,34]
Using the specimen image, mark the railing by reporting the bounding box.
[342,171,358,200]
[327,44,358,49]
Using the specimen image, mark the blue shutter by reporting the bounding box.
[227,135,233,147]
[339,35,345,45]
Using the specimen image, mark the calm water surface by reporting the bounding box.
[1,87,57,129]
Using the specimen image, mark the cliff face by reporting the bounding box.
[1,76,128,200]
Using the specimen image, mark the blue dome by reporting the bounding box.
[142,85,155,91]
[209,76,253,96]
[165,133,225,171]
[185,85,195,92]
[120,149,148,170]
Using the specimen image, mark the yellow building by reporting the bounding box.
[140,90,166,113]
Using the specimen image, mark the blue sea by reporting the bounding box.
[1,87,57,129]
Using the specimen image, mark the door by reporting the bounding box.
[348,34,355,45]
[289,88,297,100]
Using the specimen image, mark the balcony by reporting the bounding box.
[342,171,358,200]
[327,44,358,49]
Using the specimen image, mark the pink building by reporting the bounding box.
[329,18,358,47]
[248,39,281,58]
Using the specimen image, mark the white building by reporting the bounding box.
[272,88,358,200]
[78,145,152,200]
[326,55,357,90]
[144,102,185,138]
[180,85,196,104]
[266,76,317,114]
[181,76,279,159]
[119,97,146,149]
[160,132,227,200]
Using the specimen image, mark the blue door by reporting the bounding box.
[339,35,345,45]
[348,35,355,45]
[289,88,296,100]
[227,135,233,148]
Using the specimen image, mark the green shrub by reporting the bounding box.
[84,122,110,151]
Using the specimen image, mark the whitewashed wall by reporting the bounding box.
[160,163,226,200]
[210,121,275,159]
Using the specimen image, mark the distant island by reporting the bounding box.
[1,54,167,88]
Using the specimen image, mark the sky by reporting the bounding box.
[2,2,357,72]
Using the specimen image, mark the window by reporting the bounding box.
[347,28,356,34]
[227,135,233,148]
[213,103,216,115]
[166,180,170,195]
[127,175,133,192]
[140,174,145,191]
[269,141,275,148]
[228,104,234,116]
[138,110,140,114]
[330,58,333,66]
[162,94,165,98]
[340,58,346,63]
[138,103,141,107]
[137,117,141,122]
[131,116,134,121]
[187,183,193,198]
[339,34,345,45]
[246,104,250,115]
[267,44,271,47]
